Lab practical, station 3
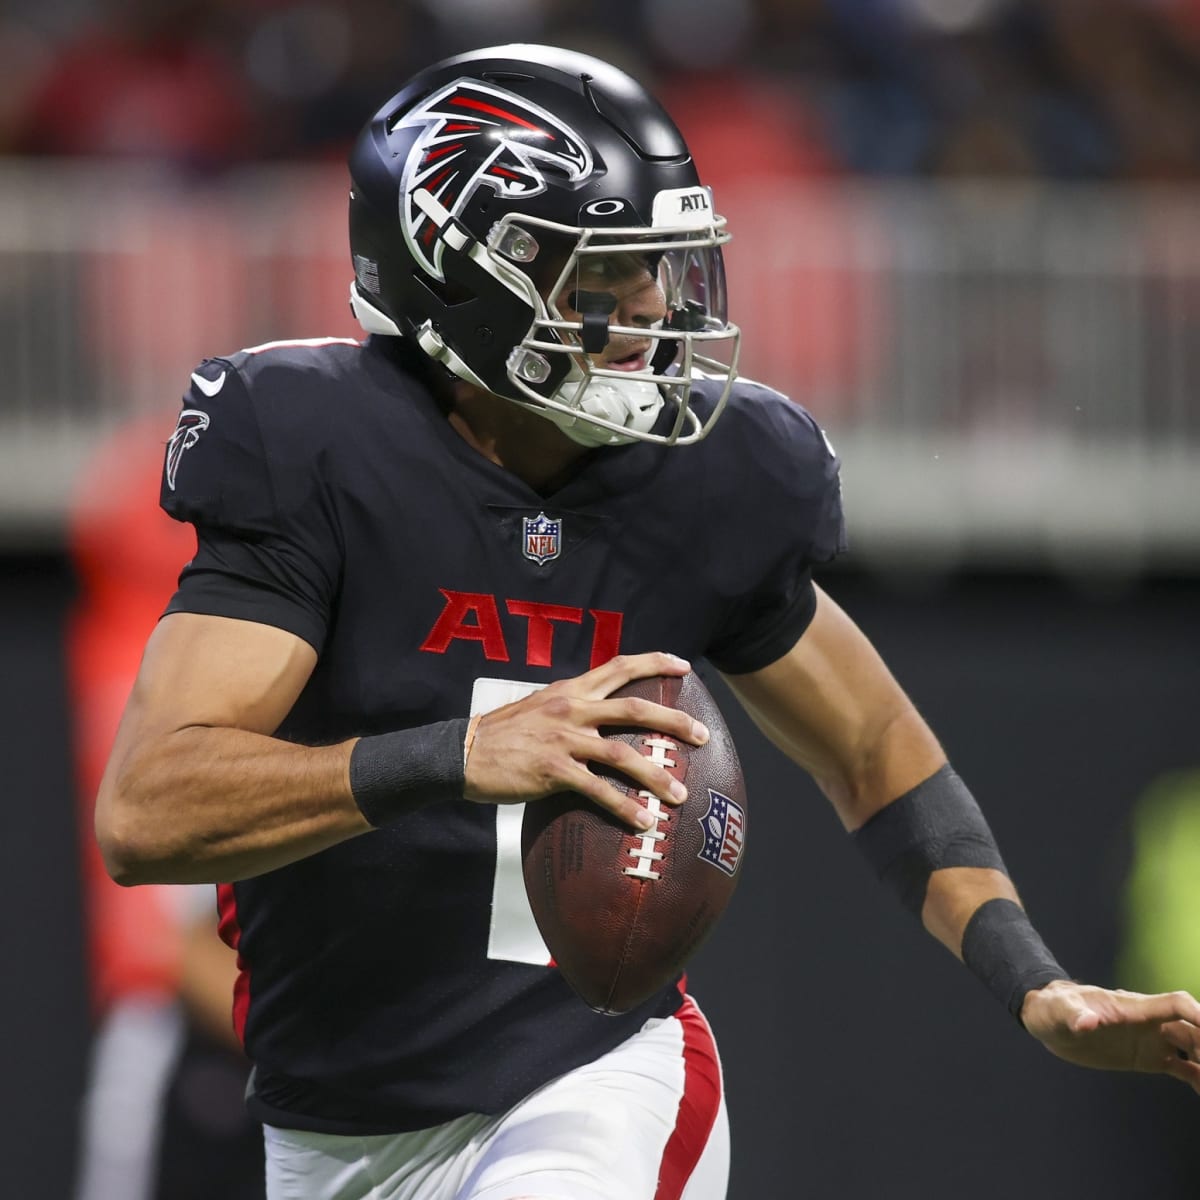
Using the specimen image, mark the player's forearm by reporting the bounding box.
[921,866,1022,958]
[98,725,369,884]
[853,767,1069,1018]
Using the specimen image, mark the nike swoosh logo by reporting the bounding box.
[190,370,226,397]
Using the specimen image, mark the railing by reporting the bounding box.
[2,161,1197,568]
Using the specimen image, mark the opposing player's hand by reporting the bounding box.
[1021,980,1200,1093]
[462,652,709,831]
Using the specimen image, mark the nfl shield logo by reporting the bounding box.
[696,789,746,877]
[523,512,562,565]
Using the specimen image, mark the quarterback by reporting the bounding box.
[96,44,1200,1200]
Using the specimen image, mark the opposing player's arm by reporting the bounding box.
[95,611,370,885]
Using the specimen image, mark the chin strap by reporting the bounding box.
[539,371,665,447]
[350,283,402,336]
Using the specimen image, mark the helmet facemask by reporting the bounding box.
[491,205,740,447]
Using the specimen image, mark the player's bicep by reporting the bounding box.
[97,612,316,845]
[119,611,317,742]
[721,585,944,828]
[721,586,896,780]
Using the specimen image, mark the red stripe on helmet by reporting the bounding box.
[450,95,547,134]
[424,142,464,162]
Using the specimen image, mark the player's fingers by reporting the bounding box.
[590,694,709,748]
[563,761,658,831]
[1161,1020,1200,1059]
[577,651,693,698]
[586,733,688,808]
[1121,990,1200,1028]
[527,692,705,750]
[1067,1006,1101,1036]
[1161,1053,1200,1094]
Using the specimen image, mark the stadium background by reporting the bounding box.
[2,1,1199,1196]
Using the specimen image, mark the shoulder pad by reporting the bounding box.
[223,336,361,376]
[705,377,847,562]
[160,357,276,534]
[717,378,839,494]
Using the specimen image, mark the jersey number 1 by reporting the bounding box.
[470,677,554,967]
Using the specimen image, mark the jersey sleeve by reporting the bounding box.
[159,358,341,652]
[704,395,847,676]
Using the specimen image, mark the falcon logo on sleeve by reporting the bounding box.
[397,79,594,280]
[165,409,210,492]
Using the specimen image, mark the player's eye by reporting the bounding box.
[580,256,617,282]
[577,251,655,286]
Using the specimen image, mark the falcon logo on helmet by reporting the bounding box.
[396,80,594,280]
[165,409,210,492]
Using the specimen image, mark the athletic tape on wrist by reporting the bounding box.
[462,713,483,772]
[961,898,1070,1023]
[851,764,1008,915]
[349,718,469,827]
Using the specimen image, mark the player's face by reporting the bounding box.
[553,250,668,373]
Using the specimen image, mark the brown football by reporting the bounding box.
[520,672,747,1015]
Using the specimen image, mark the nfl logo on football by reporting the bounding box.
[523,512,562,565]
[697,790,746,878]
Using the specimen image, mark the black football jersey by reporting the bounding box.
[160,334,845,1134]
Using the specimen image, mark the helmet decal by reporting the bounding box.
[396,79,594,279]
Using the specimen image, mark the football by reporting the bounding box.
[521,672,747,1015]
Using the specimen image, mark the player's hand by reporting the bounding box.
[462,652,710,831]
[1021,979,1200,1093]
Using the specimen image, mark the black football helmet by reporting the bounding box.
[348,44,739,446]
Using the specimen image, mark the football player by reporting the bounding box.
[95,43,1200,1200]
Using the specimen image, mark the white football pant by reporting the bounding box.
[264,994,728,1200]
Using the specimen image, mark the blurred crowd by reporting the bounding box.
[2,0,1200,181]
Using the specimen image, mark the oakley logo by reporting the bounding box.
[397,79,594,279]
[583,198,629,218]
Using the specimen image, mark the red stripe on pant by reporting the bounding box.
[655,996,723,1200]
